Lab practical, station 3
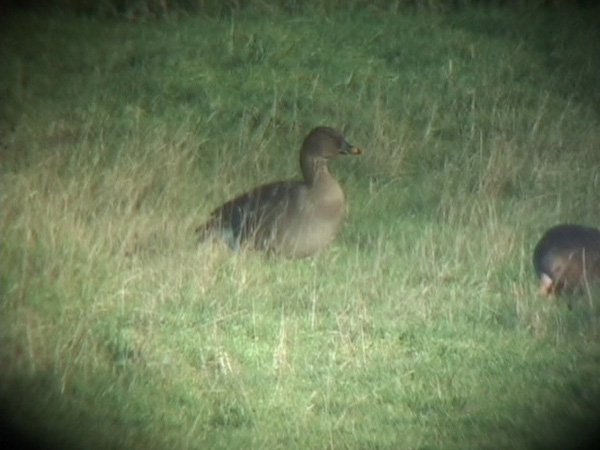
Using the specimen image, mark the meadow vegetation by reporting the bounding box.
[1,2,600,449]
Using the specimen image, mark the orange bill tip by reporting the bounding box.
[539,273,555,297]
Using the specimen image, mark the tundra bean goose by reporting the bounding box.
[198,126,361,258]
[533,224,600,296]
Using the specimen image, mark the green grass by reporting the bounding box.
[2,5,600,450]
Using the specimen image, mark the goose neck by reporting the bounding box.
[302,156,332,187]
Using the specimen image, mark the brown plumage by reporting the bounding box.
[197,126,361,258]
[533,224,600,296]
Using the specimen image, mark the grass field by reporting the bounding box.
[1,4,600,449]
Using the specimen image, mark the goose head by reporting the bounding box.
[300,126,361,185]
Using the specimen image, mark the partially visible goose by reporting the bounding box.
[533,224,600,296]
[197,126,361,258]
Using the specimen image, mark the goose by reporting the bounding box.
[533,224,600,296]
[197,126,361,258]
